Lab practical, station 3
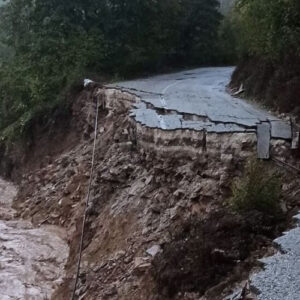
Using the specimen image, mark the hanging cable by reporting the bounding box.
[71,95,100,300]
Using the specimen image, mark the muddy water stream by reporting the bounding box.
[0,178,69,299]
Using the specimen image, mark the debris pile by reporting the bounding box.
[11,85,300,299]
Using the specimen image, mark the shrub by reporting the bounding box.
[229,158,282,216]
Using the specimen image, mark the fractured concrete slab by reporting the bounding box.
[257,123,271,159]
[271,120,292,140]
[108,67,291,141]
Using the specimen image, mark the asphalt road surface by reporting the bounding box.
[109,67,291,140]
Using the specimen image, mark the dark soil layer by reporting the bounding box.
[152,209,286,298]
[231,56,300,117]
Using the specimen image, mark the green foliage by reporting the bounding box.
[177,0,222,65]
[233,0,300,60]
[216,14,239,64]
[0,0,223,140]
[230,158,282,216]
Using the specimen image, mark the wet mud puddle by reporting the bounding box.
[0,178,69,299]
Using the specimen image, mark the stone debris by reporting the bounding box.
[8,75,300,300]
[146,245,162,257]
[133,257,151,273]
[109,67,291,153]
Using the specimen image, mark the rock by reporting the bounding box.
[124,256,133,264]
[146,245,162,257]
[173,189,185,198]
[169,207,179,220]
[109,168,121,176]
[199,179,217,197]
[221,153,233,164]
[114,250,126,260]
[103,285,118,298]
[142,226,151,236]
[128,184,139,197]
[118,141,133,151]
[280,201,288,213]
[145,175,153,185]
[133,257,151,273]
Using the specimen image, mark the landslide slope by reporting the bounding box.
[11,84,299,299]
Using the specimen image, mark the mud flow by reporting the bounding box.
[0,178,69,299]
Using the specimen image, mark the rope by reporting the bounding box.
[71,95,100,300]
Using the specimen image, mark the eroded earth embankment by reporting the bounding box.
[3,79,300,299]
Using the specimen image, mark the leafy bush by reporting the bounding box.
[230,158,282,216]
[216,14,239,64]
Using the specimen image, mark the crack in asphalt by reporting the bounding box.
[107,67,291,138]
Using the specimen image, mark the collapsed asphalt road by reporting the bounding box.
[110,67,290,136]
[109,67,291,159]
[108,67,299,299]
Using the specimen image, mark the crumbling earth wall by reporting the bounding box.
[12,85,299,300]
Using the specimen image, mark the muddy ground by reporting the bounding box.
[3,84,300,299]
[0,178,69,299]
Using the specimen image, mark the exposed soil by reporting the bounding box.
[4,84,300,299]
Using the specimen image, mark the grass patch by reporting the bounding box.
[229,158,282,216]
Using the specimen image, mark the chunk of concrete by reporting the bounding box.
[146,245,162,257]
[257,123,271,159]
[270,120,292,140]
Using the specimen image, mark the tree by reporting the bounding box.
[233,0,300,59]
[0,0,223,139]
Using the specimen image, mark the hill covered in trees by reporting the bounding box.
[0,0,230,141]
[231,0,300,116]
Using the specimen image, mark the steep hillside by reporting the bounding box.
[231,56,300,117]
[230,0,300,118]
[7,83,299,299]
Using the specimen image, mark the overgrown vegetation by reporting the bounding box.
[230,0,300,114]
[233,0,300,60]
[0,0,229,140]
[230,158,282,216]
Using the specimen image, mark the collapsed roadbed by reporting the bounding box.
[2,72,300,299]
